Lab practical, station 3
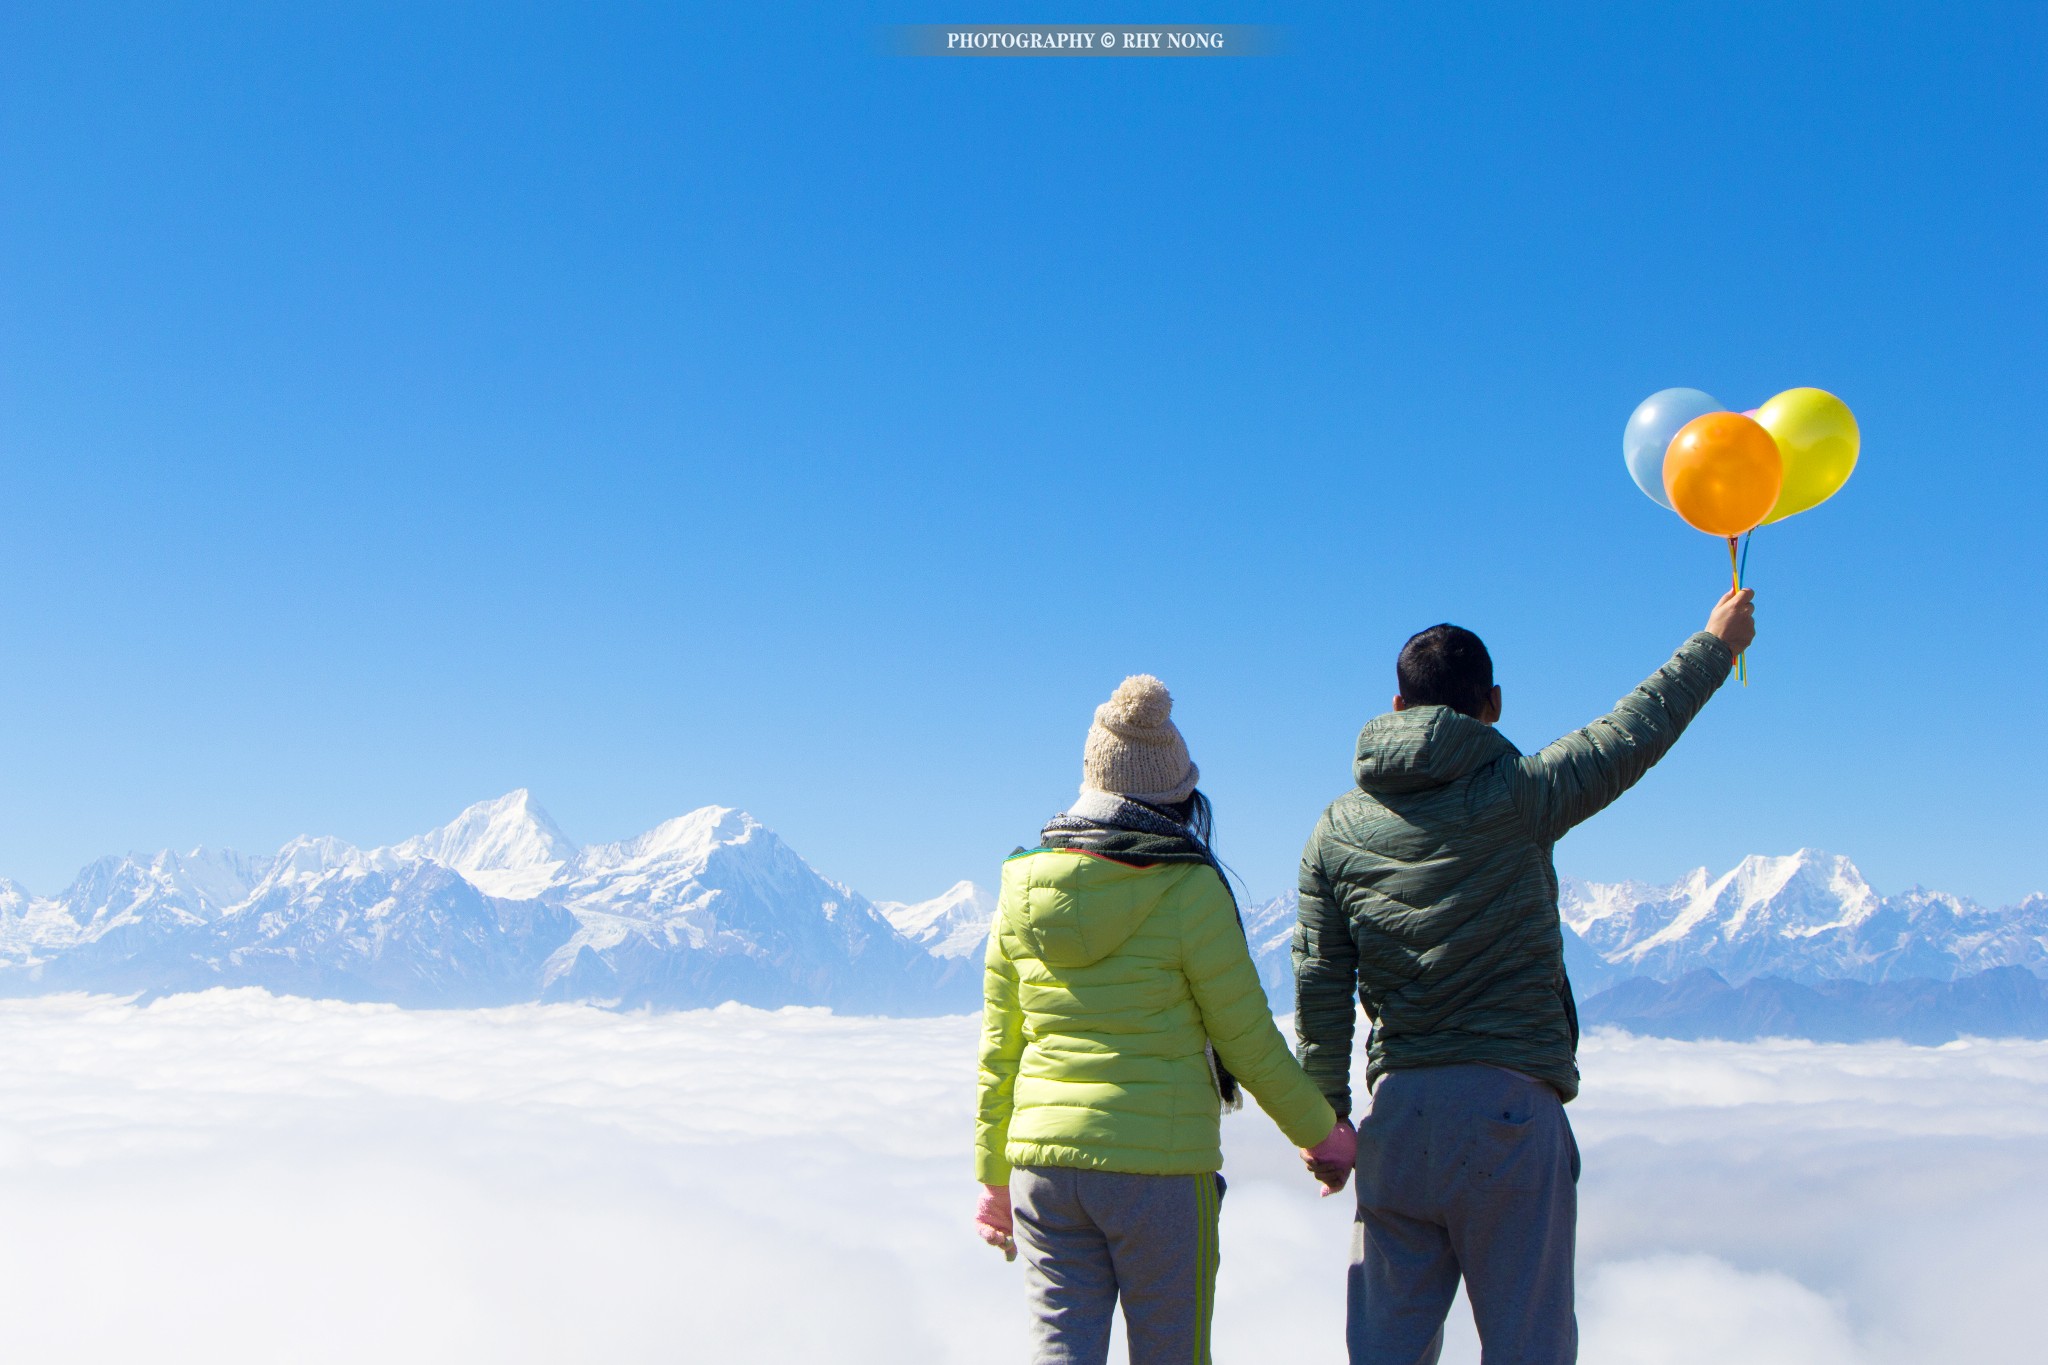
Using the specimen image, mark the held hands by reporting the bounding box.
[1706,587,1757,656]
[974,1183,1016,1261]
[1301,1118,1357,1197]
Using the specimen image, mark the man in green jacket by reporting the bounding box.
[1293,587,1757,1365]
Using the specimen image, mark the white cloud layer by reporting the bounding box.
[0,995,2041,1363]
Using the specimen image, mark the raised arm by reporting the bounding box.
[1292,822,1360,1118]
[1510,589,1753,844]
[1180,870,1337,1151]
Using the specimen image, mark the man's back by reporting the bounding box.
[1298,599,1753,1365]
[1293,630,1735,1113]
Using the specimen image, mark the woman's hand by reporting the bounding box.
[974,1183,1016,1260]
[1302,1118,1357,1197]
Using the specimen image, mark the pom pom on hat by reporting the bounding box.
[1082,674,1198,805]
[1098,674,1174,733]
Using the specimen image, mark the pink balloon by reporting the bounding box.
[1742,408,1760,418]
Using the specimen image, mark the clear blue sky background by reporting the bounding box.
[1,3,2041,906]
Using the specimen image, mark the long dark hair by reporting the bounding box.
[1153,787,1245,1107]
[1160,790,1214,849]
[1132,788,1234,892]
[1162,789,1251,901]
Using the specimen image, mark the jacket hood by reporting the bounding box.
[1352,705,1518,794]
[998,850,1178,969]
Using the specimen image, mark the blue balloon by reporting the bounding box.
[1623,388,1725,510]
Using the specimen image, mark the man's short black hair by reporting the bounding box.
[1397,624,1494,719]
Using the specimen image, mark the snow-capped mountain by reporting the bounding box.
[1,805,2039,1027]
[875,881,996,961]
[1230,851,2046,1031]
[1243,891,1301,1007]
[390,789,575,899]
[1234,850,2046,1005]
[874,880,997,999]
[1561,850,2048,985]
[0,792,956,1013]
[537,806,948,1011]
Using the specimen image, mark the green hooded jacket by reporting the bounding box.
[976,848,1336,1183]
[1293,632,1734,1111]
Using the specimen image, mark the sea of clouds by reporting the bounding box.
[0,992,2041,1363]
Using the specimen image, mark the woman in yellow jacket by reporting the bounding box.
[974,674,1356,1365]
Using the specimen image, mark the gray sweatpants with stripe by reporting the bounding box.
[1012,1166,1224,1365]
[1349,1064,1581,1365]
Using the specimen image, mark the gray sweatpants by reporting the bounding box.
[1012,1166,1224,1365]
[1349,1064,1580,1365]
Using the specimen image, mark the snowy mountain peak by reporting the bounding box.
[1242,890,1300,956]
[1564,849,1877,953]
[392,790,577,899]
[586,806,758,872]
[1696,849,1878,939]
[266,835,367,882]
[876,881,995,959]
[55,846,271,933]
[157,847,272,910]
[1558,850,2037,985]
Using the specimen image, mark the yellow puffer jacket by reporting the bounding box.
[974,848,1335,1183]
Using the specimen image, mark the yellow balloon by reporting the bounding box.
[1757,387,1858,524]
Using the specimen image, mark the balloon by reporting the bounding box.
[1663,412,1783,537]
[1756,387,1859,523]
[1624,388,1724,509]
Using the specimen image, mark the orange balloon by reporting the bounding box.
[1662,412,1783,537]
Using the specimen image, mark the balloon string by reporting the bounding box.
[1739,529,1752,686]
[1728,535,1747,687]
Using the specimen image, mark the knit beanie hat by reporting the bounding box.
[1081,674,1199,806]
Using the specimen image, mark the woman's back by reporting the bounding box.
[970,673,1352,1365]
[980,846,1332,1180]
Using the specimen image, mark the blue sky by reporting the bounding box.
[0,2,2041,906]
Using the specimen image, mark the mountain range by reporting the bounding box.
[1240,849,2048,1003]
[0,792,961,1012]
[2,794,2042,1039]
[1559,851,2048,986]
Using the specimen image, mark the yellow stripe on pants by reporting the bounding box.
[1191,1173,1221,1364]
